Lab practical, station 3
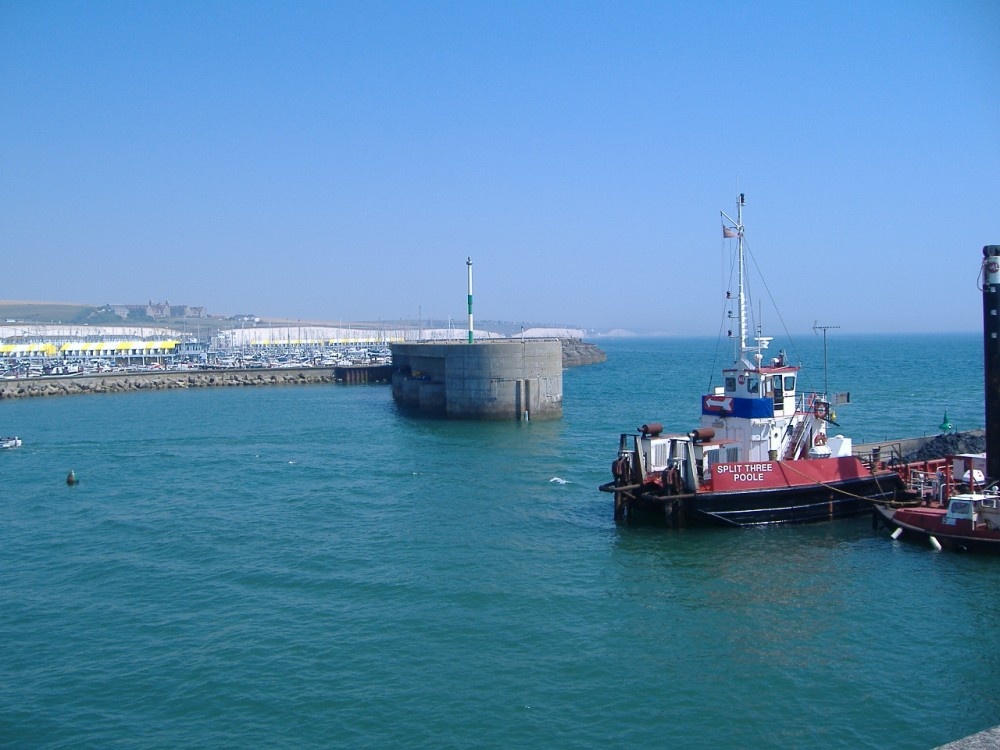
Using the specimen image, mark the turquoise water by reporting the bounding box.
[2,334,997,749]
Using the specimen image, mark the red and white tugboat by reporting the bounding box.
[873,245,1000,551]
[600,194,909,526]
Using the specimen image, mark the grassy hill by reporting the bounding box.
[0,301,94,323]
[0,302,585,338]
[0,301,228,334]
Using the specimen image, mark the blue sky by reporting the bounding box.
[1,1,997,334]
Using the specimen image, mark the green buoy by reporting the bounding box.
[939,412,953,432]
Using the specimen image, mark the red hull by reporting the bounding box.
[710,456,880,492]
[875,505,1000,553]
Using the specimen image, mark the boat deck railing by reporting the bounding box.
[905,468,946,503]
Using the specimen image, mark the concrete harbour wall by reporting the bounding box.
[0,340,603,403]
[391,339,563,420]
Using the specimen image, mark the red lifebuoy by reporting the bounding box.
[814,401,829,420]
[814,433,827,446]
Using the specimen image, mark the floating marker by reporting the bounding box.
[66,470,79,486]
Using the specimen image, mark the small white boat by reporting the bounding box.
[1,436,22,449]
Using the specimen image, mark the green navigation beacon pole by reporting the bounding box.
[467,257,474,344]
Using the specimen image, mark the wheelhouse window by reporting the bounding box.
[725,377,736,392]
[783,375,796,392]
[950,501,972,516]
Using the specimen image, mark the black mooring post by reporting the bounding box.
[983,245,1000,483]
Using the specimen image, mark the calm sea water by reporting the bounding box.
[2,333,997,749]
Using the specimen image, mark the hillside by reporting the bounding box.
[0,302,593,338]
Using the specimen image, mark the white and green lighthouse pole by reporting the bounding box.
[466,257,474,344]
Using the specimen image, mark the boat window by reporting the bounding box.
[725,377,736,392]
[702,448,719,481]
[950,501,972,516]
[784,375,796,392]
[748,377,759,394]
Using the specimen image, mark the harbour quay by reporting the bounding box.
[0,338,604,401]
[0,364,393,400]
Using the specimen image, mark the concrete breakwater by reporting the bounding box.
[0,365,392,400]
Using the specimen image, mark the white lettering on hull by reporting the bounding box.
[715,463,774,475]
[714,462,776,485]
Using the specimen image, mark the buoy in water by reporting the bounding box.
[929,535,942,551]
[66,470,79,486]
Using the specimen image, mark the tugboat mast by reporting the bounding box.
[721,193,748,363]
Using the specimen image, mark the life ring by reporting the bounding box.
[814,401,829,420]
[814,433,827,447]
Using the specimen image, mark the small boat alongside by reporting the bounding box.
[1,436,22,449]
[872,245,1000,552]
[875,491,1000,553]
[599,194,911,526]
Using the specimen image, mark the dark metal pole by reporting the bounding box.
[983,246,1000,482]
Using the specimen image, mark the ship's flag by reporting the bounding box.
[723,225,738,238]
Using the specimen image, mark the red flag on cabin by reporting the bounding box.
[723,225,738,238]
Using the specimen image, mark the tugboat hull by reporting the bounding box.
[614,473,903,527]
[691,475,900,526]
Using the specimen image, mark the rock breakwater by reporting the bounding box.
[562,339,607,367]
[0,368,346,400]
[903,431,986,462]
